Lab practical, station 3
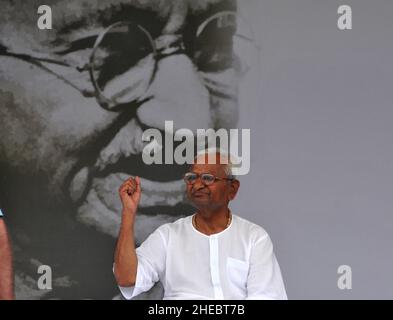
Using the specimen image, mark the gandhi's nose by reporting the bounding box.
[136,53,212,132]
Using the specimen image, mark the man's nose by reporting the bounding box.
[136,53,212,132]
[192,178,207,191]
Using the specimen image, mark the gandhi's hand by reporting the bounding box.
[119,176,141,215]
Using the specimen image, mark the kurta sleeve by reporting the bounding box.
[246,234,288,300]
[117,226,168,300]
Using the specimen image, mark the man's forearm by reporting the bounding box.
[114,211,138,287]
[0,220,14,300]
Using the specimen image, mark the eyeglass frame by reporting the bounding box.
[183,172,234,186]
[0,21,161,112]
[0,11,258,112]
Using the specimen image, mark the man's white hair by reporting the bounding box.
[195,148,237,179]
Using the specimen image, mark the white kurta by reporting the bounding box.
[118,214,287,300]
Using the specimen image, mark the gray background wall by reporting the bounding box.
[235,0,393,299]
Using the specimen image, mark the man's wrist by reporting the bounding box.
[122,208,136,216]
[121,210,137,226]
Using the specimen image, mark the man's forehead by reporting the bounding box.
[191,163,226,175]
[7,0,232,26]
[55,0,167,24]
[52,0,164,35]
[1,0,168,47]
[54,0,232,28]
[2,0,235,47]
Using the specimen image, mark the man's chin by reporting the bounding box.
[189,198,212,209]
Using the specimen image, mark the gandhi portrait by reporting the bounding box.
[0,0,257,299]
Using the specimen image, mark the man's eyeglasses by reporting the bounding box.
[0,11,259,112]
[184,172,234,186]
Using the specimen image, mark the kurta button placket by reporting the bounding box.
[209,235,224,299]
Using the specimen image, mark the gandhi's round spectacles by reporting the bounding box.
[184,172,233,186]
[0,11,259,112]
[0,21,158,112]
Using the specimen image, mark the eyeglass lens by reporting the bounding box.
[89,13,258,109]
[185,173,216,185]
[90,22,156,108]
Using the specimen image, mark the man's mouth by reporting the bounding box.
[192,191,209,197]
[68,118,191,242]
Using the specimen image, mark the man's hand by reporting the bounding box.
[119,176,141,214]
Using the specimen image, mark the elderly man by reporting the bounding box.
[0,208,14,300]
[0,0,246,298]
[114,151,287,299]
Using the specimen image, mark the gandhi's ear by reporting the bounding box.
[228,179,240,200]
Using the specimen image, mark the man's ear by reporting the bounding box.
[228,179,240,200]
